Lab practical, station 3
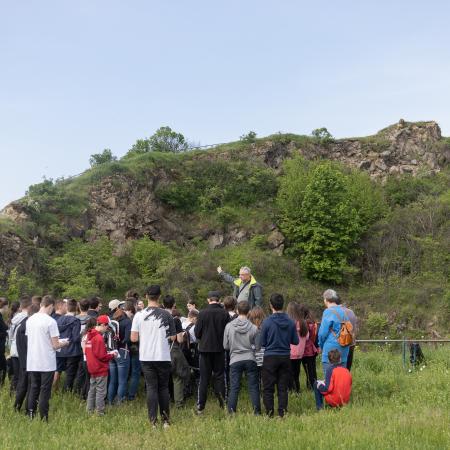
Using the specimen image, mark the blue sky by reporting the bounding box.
[1,0,450,208]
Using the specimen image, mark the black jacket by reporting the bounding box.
[56,314,82,357]
[195,303,230,353]
[16,317,28,369]
[0,312,8,348]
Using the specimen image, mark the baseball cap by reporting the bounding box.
[108,299,121,311]
[207,290,221,300]
[97,315,110,325]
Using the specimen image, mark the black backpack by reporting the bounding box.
[182,323,199,369]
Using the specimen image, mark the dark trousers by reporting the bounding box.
[289,359,301,393]
[262,355,291,417]
[141,361,172,424]
[198,352,225,411]
[14,367,30,410]
[27,371,54,420]
[9,356,20,392]
[228,360,260,414]
[74,360,90,399]
[346,346,355,371]
[301,355,317,389]
[63,355,82,391]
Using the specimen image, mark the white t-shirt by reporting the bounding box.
[131,307,175,362]
[26,312,60,372]
[182,320,197,343]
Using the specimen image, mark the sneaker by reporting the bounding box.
[196,407,204,416]
[163,421,170,429]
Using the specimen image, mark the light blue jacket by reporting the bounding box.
[318,306,350,364]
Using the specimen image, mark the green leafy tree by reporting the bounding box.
[240,131,257,143]
[278,161,362,283]
[311,127,334,144]
[89,149,117,167]
[148,126,189,153]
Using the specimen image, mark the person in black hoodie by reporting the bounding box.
[55,299,82,391]
[194,291,230,414]
[0,298,9,386]
[14,303,39,411]
[107,302,132,404]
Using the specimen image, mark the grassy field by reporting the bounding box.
[0,347,448,450]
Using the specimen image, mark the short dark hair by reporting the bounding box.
[41,295,55,308]
[31,295,42,305]
[162,295,175,309]
[55,298,66,309]
[124,300,136,315]
[187,300,197,306]
[20,296,32,309]
[67,299,78,313]
[79,298,90,312]
[0,298,8,309]
[328,349,341,364]
[269,293,284,311]
[89,297,100,310]
[237,300,250,316]
[223,296,237,312]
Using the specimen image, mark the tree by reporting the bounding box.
[278,161,361,283]
[240,131,257,143]
[89,149,116,167]
[311,127,334,144]
[148,126,189,153]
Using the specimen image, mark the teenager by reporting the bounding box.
[131,285,176,428]
[299,305,318,389]
[286,301,308,393]
[55,299,82,392]
[107,303,132,404]
[261,293,298,418]
[314,349,352,410]
[223,300,260,414]
[194,291,230,414]
[248,306,266,383]
[14,303,39,411]
[26,295,69,421]
[123,301,140,400]
[85,315,117,415]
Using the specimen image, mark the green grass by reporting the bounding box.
[0,348,448,449]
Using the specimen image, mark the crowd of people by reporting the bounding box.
[0,265,356,427]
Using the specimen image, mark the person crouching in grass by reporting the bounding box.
[314,349,352,410]
[85,315,118,415]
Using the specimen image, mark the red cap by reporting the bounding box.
[97,315,110,325]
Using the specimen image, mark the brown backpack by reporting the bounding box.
[330,309,354,347]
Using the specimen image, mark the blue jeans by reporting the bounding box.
[108,348,130,404]
[128,353,141,400]
[314,383,325,410]
[227,360,261,414]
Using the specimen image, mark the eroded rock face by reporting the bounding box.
[89,173,184,245]
[0,233,35,284]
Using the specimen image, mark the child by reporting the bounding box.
[248,306,266,388]
[314,349,352,410]
[85,315,118,415]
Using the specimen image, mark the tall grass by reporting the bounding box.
[0,347,448,449]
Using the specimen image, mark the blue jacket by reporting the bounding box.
[261,312,299,357]
[318,306,349,364]
[56,315,82,357]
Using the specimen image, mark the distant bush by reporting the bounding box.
[127,126,189,156]
[240,131,257,143]
[89,149,117,167]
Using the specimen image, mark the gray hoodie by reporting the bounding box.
[8,311,27,357]
[223,317,259,365]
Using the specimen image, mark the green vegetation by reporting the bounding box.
[0,348,448,449]
[89,149,117,167]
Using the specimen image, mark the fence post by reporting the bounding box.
[402,336,407,370]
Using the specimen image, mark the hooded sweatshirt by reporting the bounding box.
[56,314,82,357]
[260,312,299,357]
[8,311,27,357]
[223,317,258,365]
[85,329,114,377]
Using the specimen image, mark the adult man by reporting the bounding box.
[261,293,298,418]
[130,285,176,428]
[26,295,69,421]
[55,299,82,392]
[318,289,350,376]
[194,291,230,414]
[217,266,263,309]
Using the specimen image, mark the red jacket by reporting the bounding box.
[85,329,114,377]
[323,366,352,407]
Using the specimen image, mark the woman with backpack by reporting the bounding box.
[107,302,132,404]
[286,302,308,393]
[298,304,318,390]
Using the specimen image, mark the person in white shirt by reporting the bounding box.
[130,285,176,428]
[26,295,69,421]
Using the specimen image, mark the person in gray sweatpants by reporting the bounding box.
[85,315,117,415]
